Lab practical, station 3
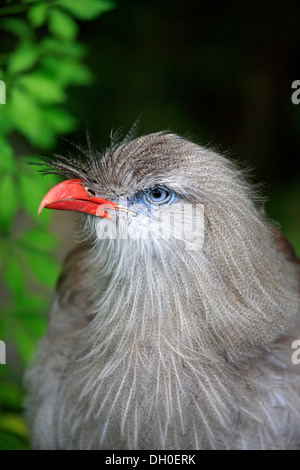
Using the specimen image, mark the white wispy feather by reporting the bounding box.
[25,133,300,449]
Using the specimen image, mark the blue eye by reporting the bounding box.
[144,186,174,205]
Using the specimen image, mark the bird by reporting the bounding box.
[24,130,300,450]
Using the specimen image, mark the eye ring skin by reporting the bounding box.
[143,185,177,206]
[113,186,178,217]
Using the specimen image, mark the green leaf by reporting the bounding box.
[0,414,28,440]
[27,3,48,28]
[0,106,13,136]
[43,106,77,133]
[0,429,29,450]
[57,0,115,20]
[11,304,47,338]
[9,87,42,144]
[0,137,16,174]
[13,293,48,312]
[9,87,56,148]
[0,18,34,40]
[48,8,78,41]
[19,226,57,250]
[10,322,38,364]
[4,255,26,299]
[0,382,23,409]
[24,250,59,287]
[41,37,86,59]
[17,72,66,104]
[8,43,39,75]
[0,239,5,266]
[18,163,52,217]
[0,173,18,231]
[41,56,93,86]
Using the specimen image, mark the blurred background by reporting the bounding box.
[0,0,299,449]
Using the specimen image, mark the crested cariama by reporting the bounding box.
[25,131,300,449]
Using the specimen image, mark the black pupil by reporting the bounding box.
[152,188,163,199]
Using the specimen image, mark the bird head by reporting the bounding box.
[38,132,208,253]
[37,131,299,361]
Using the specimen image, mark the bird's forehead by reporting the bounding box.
[100,133,199,195]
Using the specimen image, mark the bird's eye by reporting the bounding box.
[144,186,174,205]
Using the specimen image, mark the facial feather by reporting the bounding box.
[25,131,300,450]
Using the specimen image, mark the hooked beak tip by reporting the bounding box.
[38,179,117,218]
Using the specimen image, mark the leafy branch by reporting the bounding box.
[0,0,115,450]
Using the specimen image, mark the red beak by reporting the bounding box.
[38,179,117,218]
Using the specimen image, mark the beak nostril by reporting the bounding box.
[85,187,96,197]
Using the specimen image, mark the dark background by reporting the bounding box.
[0,0,299,450]
[60,0,300,253]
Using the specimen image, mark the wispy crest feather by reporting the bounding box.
[25,132,300,449]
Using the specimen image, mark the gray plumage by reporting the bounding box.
[24,132,300,449]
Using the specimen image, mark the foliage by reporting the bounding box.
[0,0,115,450]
